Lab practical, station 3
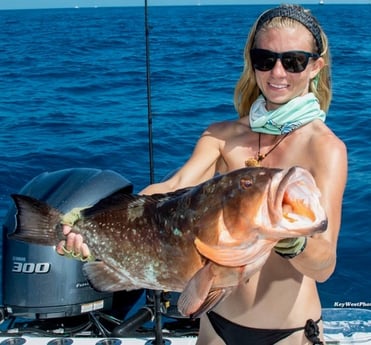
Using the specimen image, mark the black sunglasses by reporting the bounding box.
[250,48,320,73]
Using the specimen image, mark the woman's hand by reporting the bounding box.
[56,225,92,261]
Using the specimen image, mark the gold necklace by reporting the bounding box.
[245,132,290,167]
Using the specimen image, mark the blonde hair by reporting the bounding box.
[234,5,331,117]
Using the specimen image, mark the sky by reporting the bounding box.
[0,0,368,10]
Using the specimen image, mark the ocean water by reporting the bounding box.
[0,3,370,324]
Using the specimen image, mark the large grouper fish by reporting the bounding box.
[9,166,327,317]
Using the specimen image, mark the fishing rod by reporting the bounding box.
[145,0,155,186]
[113,2,168,343]
[88,2,171,340]
[144,1,166,345]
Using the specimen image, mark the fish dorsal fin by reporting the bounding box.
[82,187,192,219]
[81,189,158,218]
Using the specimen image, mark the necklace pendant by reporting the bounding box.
[245,132,290,168]
[245,157,260,167]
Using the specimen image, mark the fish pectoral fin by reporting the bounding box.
[191,288,232,319]
[194,237,258,267]
[83,261,138,292]
[177,263,215,317]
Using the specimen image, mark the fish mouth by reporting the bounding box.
[268,166,327,236]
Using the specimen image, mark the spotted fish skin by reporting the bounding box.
[9,166,327,317]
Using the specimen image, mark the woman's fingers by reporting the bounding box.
[56,228,92,260]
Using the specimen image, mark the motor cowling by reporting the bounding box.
[2,168,133,319]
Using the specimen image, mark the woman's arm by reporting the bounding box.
[140,125,224,195]
[289,134,348,282]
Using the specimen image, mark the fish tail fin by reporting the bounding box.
[8,194,63,246]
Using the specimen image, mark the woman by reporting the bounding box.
[58,4,347,344]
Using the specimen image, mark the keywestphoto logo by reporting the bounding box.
[334,301,371,308]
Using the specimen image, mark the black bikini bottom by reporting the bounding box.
[207,311,323,345]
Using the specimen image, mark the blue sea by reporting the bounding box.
[0,3,370,328]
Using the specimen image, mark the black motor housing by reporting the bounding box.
[2,168,133,319]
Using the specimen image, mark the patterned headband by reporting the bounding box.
[255,5,323,54]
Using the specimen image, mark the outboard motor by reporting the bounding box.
[2,168,133,319]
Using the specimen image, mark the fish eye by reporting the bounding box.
[240,177,253,189]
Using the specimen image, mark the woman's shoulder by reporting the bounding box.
[204,117,251,137]
[308,120,346,149]
[302,120,347,166]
